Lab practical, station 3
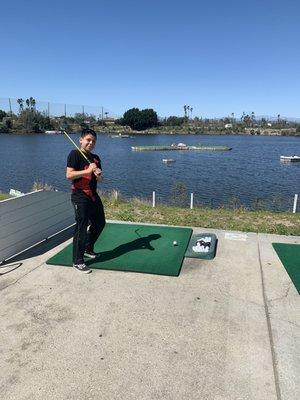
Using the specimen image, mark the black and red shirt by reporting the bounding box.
[67,149,101,201]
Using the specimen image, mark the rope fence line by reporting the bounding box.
[104,189,299,213]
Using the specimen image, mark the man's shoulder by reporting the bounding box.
[67,149,80,160]
[68,149,79,157]
[67,149,81,167]
[90,152,101,161]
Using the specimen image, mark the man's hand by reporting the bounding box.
[86,163,98,174]
[94,168,103,181]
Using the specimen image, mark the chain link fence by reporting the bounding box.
[0,97,118,120]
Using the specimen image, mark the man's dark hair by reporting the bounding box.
[81,128,97,139]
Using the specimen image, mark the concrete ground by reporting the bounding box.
[0,221,299,400]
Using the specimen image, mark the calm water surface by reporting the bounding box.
[0,133,299,210]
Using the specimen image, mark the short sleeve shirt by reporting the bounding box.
[67,149,101,200]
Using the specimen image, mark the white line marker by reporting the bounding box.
[225,233,248,241]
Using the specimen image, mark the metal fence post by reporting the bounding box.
[152,191,156,208]
[190,193,194,209]
[8,98,12,115]
[293,194,298,213]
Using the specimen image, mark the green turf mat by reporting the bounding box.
[47,223,193,276]
[272,243,300,294]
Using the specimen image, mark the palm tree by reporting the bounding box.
[277,114,281,123]
[29,97,36,110]
[187,105,190,120]
[183,105,187,118]
[17,98,24,112]
[190,107,193,119]
[243,114,251,127]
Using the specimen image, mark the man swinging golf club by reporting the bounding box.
[66,128,105,273]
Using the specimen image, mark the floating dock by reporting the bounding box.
[280,155,300,162]
[131,144,232,152]
[162,158,176,163]
[111,134,132,138]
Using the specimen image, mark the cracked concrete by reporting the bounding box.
[0,223,299,400]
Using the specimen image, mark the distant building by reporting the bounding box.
[104,117,116,125]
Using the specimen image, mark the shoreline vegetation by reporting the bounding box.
[1,190,299,236]
[0,98,299,136]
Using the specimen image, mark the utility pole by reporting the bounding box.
[8,98,12,116]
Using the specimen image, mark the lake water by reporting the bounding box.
[0,133,299,210]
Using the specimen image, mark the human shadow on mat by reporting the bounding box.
[86,234,161,264]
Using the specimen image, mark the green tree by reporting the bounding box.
[121,108,158,131]
[25,97,36,110]
[17,98,24,112]
[74,113,86,124]
[29,97,36,110]
[140,109,158,129]
[187,105,190,119]
[261,118,267,126]
[18,109,54,132]
[0,110,6,121]
[4,118,12,129]
[122,108,140,130]
[163,116,185,126]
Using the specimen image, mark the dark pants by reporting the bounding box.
[71,193,106,264]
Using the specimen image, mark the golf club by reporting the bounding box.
[62,128,102,178]
[62,129,91,164]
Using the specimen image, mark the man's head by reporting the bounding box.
[80,128,97,153]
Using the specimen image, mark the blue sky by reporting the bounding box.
[1,0,299,118]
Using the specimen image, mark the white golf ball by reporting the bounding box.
[173,241,178,246]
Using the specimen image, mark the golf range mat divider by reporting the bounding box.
[47,222,193,276]
[272,243,300,294]
[185,233,217,260]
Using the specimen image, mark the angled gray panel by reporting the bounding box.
[0,191,74,262]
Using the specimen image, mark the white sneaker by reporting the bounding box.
[84,250,98,259]
[73,263,92,274]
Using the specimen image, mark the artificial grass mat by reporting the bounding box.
[47,222,193,276]
[272,243,300,294]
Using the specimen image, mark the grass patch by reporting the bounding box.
[102,195,300,236]
[0,194,11,201]
[1,189,298,235]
